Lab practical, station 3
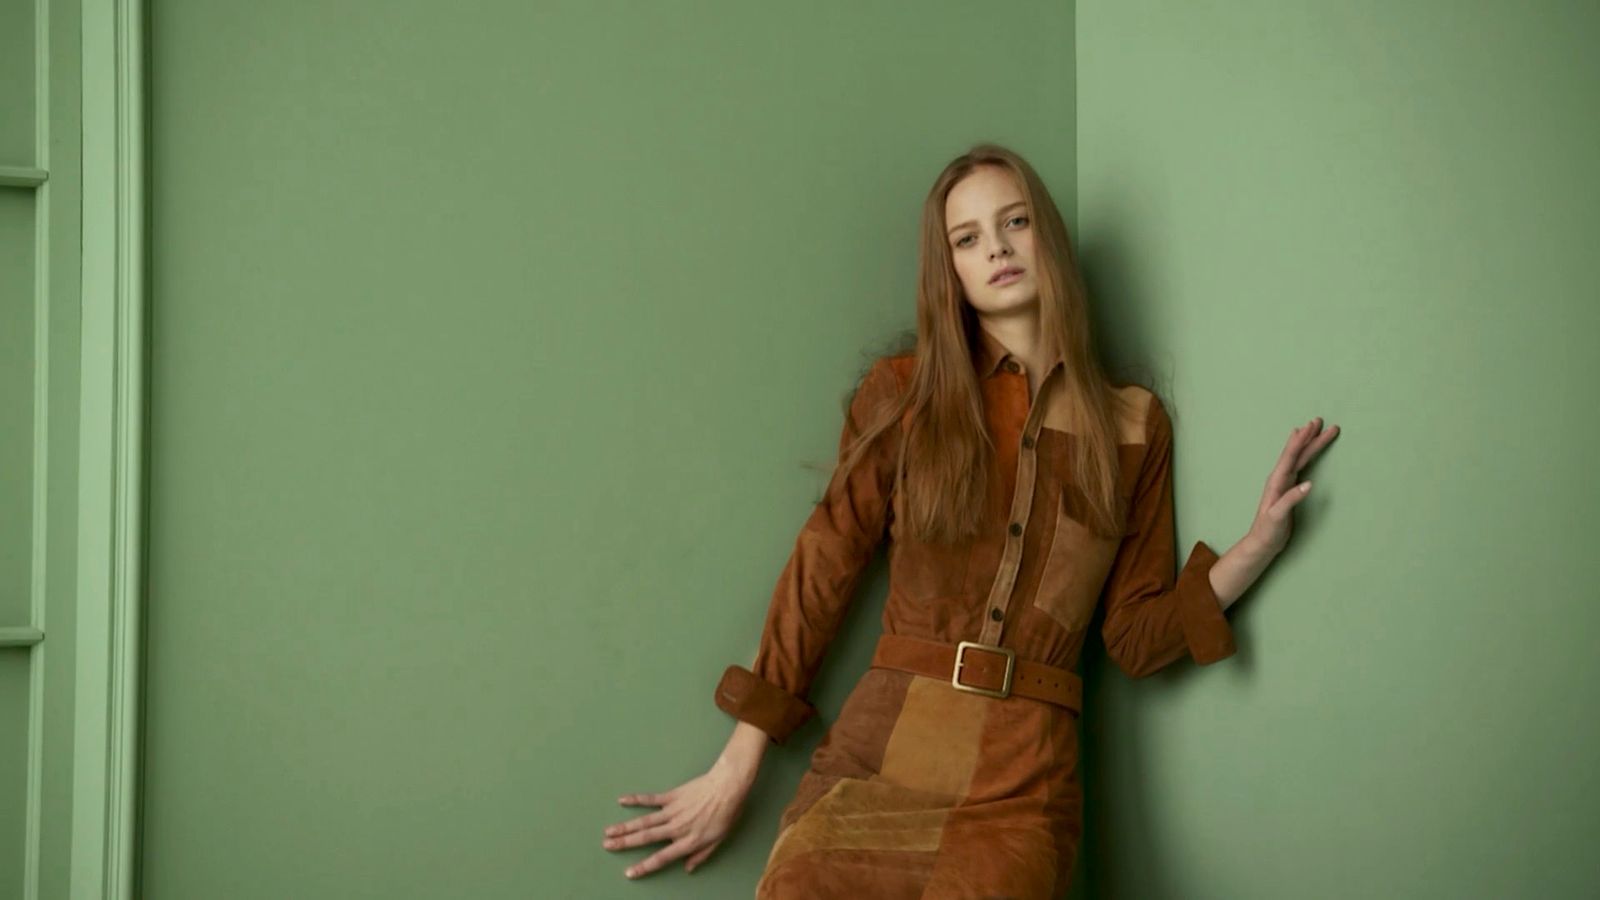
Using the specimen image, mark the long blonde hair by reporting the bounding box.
[832,142,1145,544]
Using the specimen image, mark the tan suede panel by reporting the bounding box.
[1040,379,1148,441]
[764,776,954,874]
[1033,504,1122,631]
[876,675,991,799]
[758,847,935,900]
[775,771,843,836]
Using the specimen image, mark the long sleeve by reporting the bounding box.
[714,358,904,744]
[1098,392,1236,679]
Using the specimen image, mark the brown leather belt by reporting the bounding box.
[870,633,1082,715]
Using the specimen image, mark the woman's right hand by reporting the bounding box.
[601,756,757,879]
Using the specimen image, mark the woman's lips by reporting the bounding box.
[991,268,1024,285]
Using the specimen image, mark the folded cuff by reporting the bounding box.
[1174,540,1237,665]
[714,665,817,745]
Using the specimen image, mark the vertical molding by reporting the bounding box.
[73,0,144,897]
[22,0,54,895]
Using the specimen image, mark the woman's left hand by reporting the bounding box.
[1248,416,1338,557]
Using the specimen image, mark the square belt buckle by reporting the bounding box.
[952,640,1016,699]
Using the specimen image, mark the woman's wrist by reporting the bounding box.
[714,721,770,785]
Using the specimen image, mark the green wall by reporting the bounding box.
[1077,1,1599,898]
[141,2,1075,898]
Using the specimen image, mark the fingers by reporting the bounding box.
[603,772,740,879]
[625,837,697,879]
[601,786,705,878]
[1269,479,1312,518]
[607,789,673,836]
[605,821,677,851]
[603,809,669,843]
[1296,422,1337,471]
[617,791,669,807]
[685,841,719,873]
[1272,418,1337,489]
[1270,422,1309,481]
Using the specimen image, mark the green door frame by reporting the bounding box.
[3,0,143,898]
[73,0,145,897]
[0,1,54,895]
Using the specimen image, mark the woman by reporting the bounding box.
[600,143,1337,897]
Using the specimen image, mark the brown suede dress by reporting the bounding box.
[714,328,1237,899]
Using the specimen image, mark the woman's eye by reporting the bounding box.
[954,216,1025,248]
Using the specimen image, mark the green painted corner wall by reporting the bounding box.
[1077,1,1599,898]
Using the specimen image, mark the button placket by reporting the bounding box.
[976,364,1053,647]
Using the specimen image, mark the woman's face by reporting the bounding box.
[944,166,1038,316]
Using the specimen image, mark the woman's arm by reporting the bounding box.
[1222,415,1338,609]
[600,363,905,881]
[1098,401,1337,678]
[712,357,905,744]
[1098,393,1237,679]
[713,720,771,784]
[1208,535,1279,612]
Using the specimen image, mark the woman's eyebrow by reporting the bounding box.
[946,201,1027,235]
